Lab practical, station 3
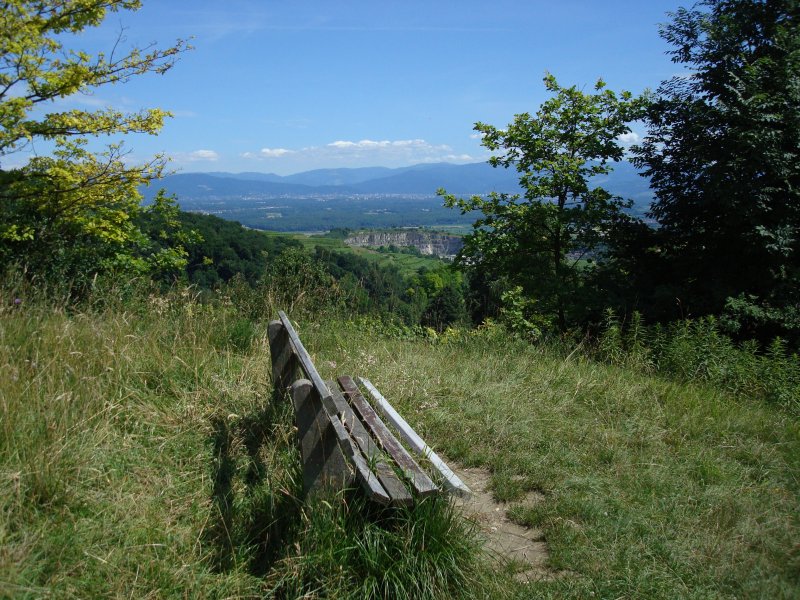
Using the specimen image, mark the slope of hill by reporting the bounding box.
[146,172,342,198]
[3,296,797,598]
[152,160,651,200]
[282,166,398,186]
[347,162,521,195]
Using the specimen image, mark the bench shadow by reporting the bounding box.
[206,415,236,572]
[203,385,422,580]
[204,394,303,576]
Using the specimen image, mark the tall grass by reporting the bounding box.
[0,280,492,598]
[269,493,488,598]
[3,271,798,598]
[595,310,800,413]
[299,317,800,599]
[1,286,269,596]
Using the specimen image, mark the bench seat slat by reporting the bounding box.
[325,400,392,505]
[276,314,392,501]
[272,312,467,503]
[338,376,438,497]
[358,377,471,498]
[327,381,413,506]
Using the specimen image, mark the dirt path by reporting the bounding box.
[451,465,552,582]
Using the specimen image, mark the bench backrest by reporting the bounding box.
[268,311,470,504]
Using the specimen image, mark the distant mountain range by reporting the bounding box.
[142,161,654,231]
[151,160,653,206]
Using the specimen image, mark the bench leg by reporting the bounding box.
[291,379,354,496]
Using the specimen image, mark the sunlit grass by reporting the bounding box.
[0,294,274,597]
[0,293,492,599]
[2,285,798,598]
[301,319,800,599]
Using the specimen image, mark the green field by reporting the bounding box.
[266,230,448,276]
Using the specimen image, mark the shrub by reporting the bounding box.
[596,312,800,412]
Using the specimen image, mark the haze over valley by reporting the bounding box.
[147,160,653,231]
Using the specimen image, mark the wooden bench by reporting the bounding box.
[268,311,470,506]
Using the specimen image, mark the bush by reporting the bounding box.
[596,312,800,412]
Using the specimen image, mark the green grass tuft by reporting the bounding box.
[300,317,800,599]
[269,493,489,599]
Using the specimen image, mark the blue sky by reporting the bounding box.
[25,0,687,175]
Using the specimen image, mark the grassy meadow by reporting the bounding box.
[1,289,798,598]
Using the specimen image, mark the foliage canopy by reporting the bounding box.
[0,0,190,284]
[441,74,646,332]
[631,0,800,341]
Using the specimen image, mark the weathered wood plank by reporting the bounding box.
[326,380,413,506]
[291,379,353,495]
[338,376,438,497]
[270,311,440,504]
[277,312,330,405]
[358,377,471,498]
[268,319,297,392]
[326,412,391,505]
[278,314,390,504]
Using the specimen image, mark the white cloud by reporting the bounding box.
[326,139,437,151]
[329,139,385,149]
[441,154,476,162]
[617,131,641,146]
[327,140,358,148]
[259,147,295,157]
[186,149,219,161]
[323,139,452,156]
[391,139,428,147]
[242,138,478,170]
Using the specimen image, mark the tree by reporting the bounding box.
[632,0,800,340]
[264,248,339,315]
[0,1,190,284]
[422,280,468,332]
[440,74,646,332]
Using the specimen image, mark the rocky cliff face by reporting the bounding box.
[344,230,463,258]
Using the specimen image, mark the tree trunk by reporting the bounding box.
[554,195,567,333]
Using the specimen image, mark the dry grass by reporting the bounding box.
[0,294,278,597]
[0,295,493,599]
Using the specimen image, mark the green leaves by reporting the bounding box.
[632,0,800,342]
[440,74,645,332]
[0,1,191,288]
[0,1,188,154]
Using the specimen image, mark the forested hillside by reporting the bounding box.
[440,0,799,347]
